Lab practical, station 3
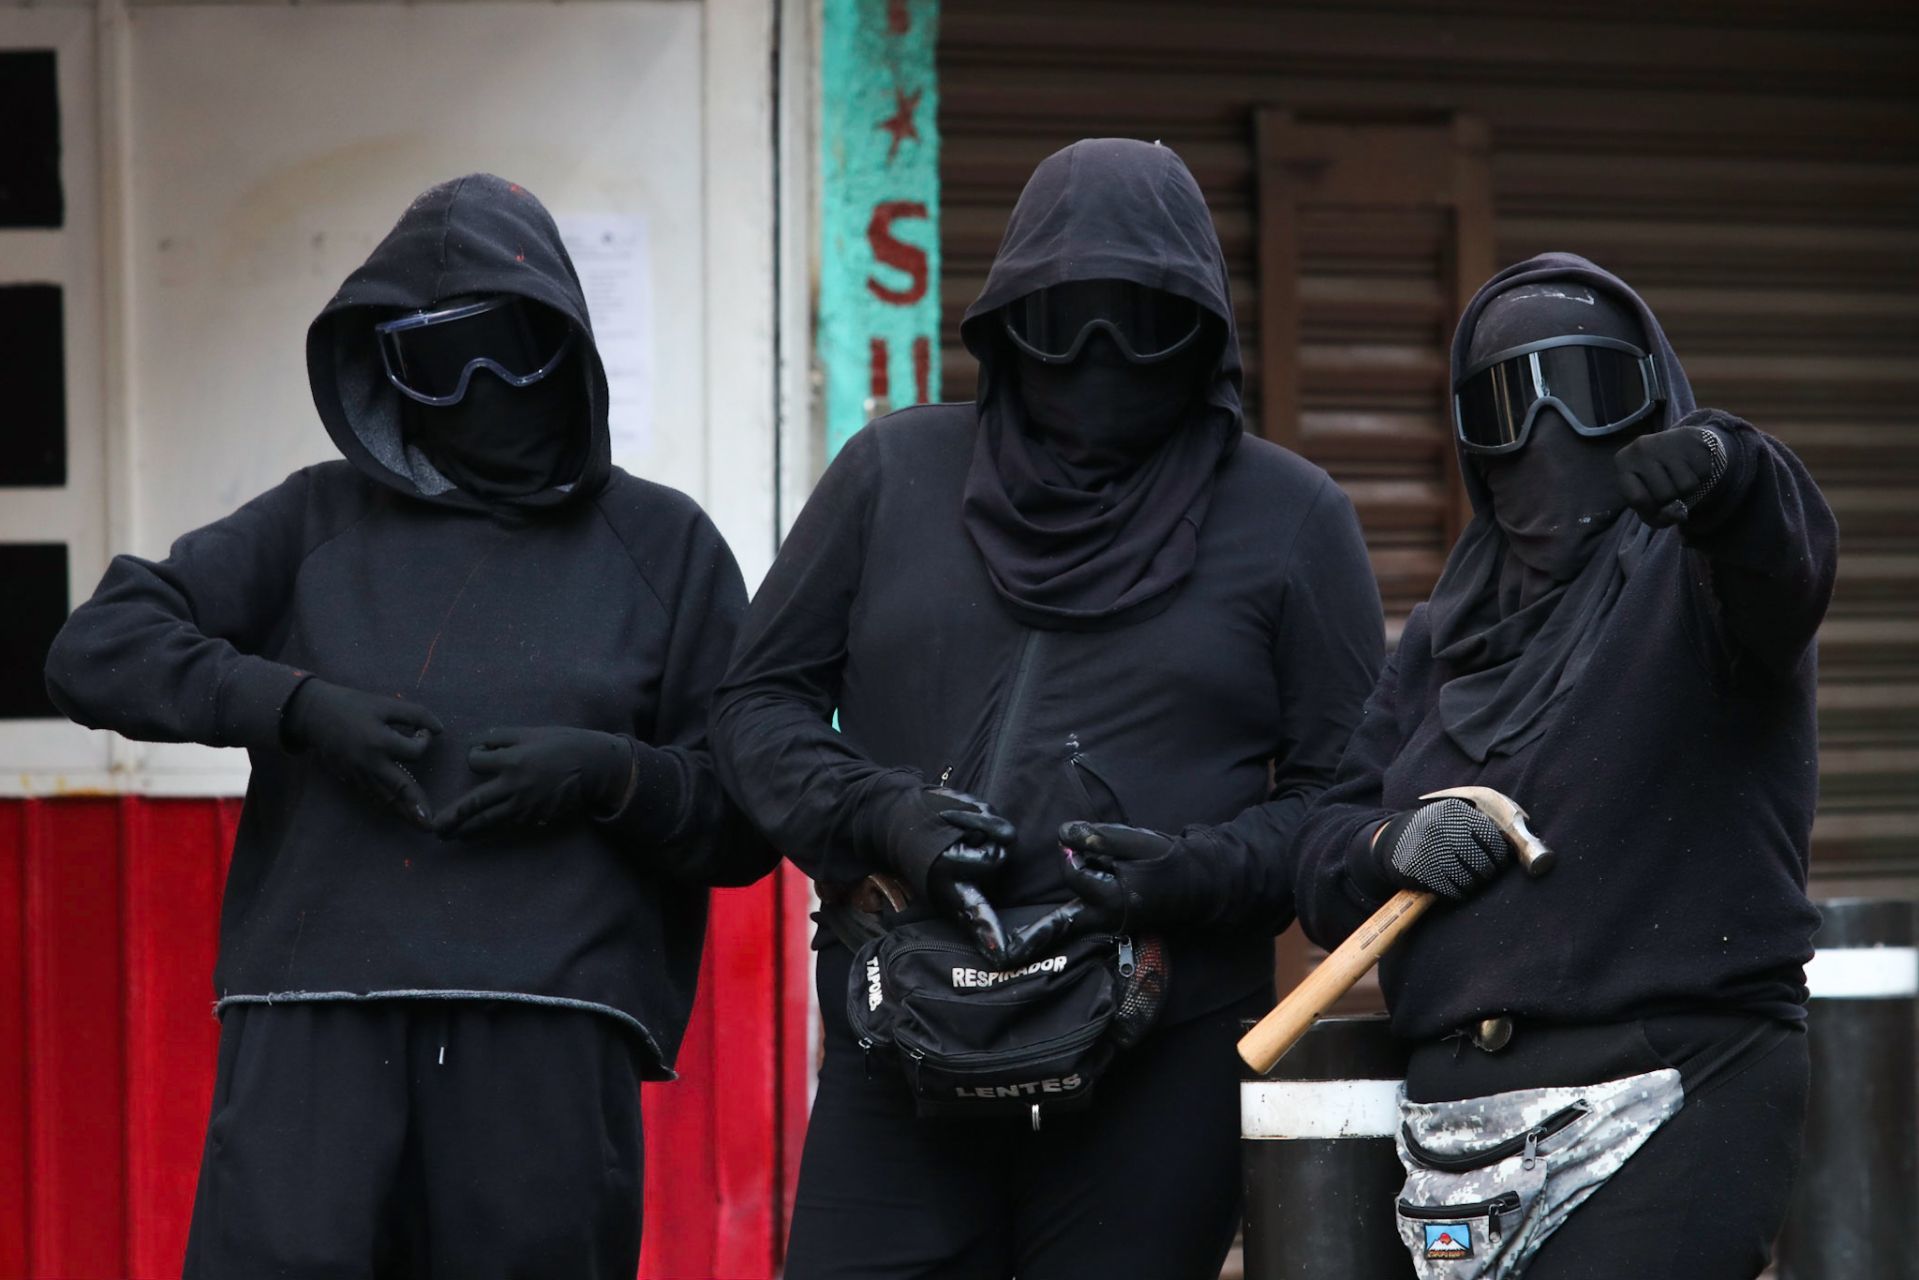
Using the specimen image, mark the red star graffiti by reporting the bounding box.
[878,85,922,163]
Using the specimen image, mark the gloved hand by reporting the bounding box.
[1615,418,1732,528]
[1000,821,1199,965]
[1364,799,1511,901]
[281,678,443,829]
[885,789,1018,966]
[435,726,637,839]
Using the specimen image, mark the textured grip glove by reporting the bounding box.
[435,726,638,839]
[281,678,442,829]
[1615,422,1732,528]
[1368,799,1510,901]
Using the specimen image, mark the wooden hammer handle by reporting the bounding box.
[1236,888,1434,1074]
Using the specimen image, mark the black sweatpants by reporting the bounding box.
[1407,1014,1809,1280]
[784,943,1263,1280]
[182,1000,645,1280]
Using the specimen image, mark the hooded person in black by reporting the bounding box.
[712,139,1383,1279]
[1290,254,1836,1279]
[44,174,773,1278]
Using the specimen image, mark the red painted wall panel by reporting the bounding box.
[24,800,126,1276]
[0,797,797,1280]
[1,807,32,1277]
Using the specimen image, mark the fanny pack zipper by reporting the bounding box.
[894,1019,1107,1072]
[1397,1190,1523,1241]
[1396,1190,1523,1220]
[1403,1100,1591,1172]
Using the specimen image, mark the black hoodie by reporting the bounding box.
[1292,253,1837,1037]
[45,174,772,1076]
[712,141,1384,1022]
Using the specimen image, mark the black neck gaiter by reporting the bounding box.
[962,329,1237,630]
[405,356,587,500]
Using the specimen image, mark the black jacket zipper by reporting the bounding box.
[974,629,1044,803]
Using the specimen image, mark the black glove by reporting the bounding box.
[435,726,637,839]
[883,788,1018,966]
[1001,821,1201,965]
[281,678,443,829]
[1363,799,1510,901]
[1615,419,1732,528]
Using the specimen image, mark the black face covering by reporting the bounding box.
[1426,268,1684,763]
[404,344,587,500]
[1479,412,1630,605]
[1469,284,1648,600]
[1014,328,1205,488]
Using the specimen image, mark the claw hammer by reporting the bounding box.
[1236,786,1553,1075]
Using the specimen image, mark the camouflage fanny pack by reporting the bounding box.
[1392,1068,1685,1278]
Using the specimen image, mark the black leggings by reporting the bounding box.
[1407,1014,1809,1280]
[784,944,1264,1280]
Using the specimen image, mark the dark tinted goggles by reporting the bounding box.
[1002,278,1204,364]
[375,295,575,407]
[1453,335,1663,454]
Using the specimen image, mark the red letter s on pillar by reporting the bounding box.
[866,201,928,306]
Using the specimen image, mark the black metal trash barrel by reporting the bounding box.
[1777,897,1919,1280]
[1240,1013,1415,1279]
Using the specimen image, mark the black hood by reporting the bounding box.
[957,138,1244,629]
[1449,251,1696,512]
[307,174,612,511]
[960,137,1243,435]
[1427,252,1697,763]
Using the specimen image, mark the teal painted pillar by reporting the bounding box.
[818,0,941,459]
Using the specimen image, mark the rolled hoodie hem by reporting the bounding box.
[213,987,675,1080]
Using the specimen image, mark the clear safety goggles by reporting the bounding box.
[1453,335,1664,455]
[375,295,575,407]
[1003,279,1204,365]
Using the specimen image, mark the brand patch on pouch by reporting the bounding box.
[1424,1223,1472,1259]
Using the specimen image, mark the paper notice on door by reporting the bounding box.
[556,213,654,465]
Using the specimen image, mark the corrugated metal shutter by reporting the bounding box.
[937,0,1919,902]
[0,798,787,1279]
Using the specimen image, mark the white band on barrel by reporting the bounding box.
[1804,946,1919,1000]
[1240,1079,1403,1140]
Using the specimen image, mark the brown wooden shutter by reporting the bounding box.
[1254,113,1493,632]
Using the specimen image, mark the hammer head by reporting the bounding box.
[1419,785,1555,877]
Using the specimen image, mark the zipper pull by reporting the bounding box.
[859,1036,874,1080]
[1522,1130,1540,1171]
[938,765,953,787]
[1491,1190,1520,1242]
[1116,936,1136,979]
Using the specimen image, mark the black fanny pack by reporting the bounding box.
[843,903,1167,1126]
